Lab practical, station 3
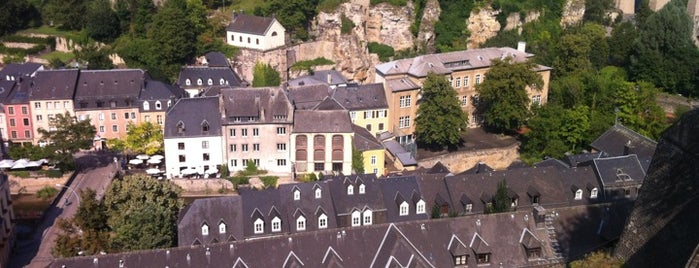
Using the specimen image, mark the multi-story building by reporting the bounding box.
[28,69,79,144]
[352,124,385,176]
[290,110,354,175]
[375,46,552,145]
[138,80,185,127]
[163,97,223,178]
[74,70,144,147]
[220,87,294,173]
[3,79,34,145]
[331,83,389,136]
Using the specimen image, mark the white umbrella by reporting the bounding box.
[181,168,197,175]
[146,168,162,175]
[136,154,150,160]
[0,160,14,168]
[147,158,161,165]
[11,161,28,169]
[205,168,219,174]
[128,159,143,165]
[150,155,164,160]
[25,161,42,168]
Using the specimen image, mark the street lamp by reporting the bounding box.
[56,184,80,207]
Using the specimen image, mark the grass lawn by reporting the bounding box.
[18,25,84,41]
[40,51,74,62]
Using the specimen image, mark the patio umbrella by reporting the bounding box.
[150,155,164,160]
[181,168,197,175]
[128,159,143,165]
[205,167,219,174]
[147,158,162,165]
[146,168,162,175]
[11,161,28,169]
[0,160,14,169]
[136,154,150,160]
[25,161,42,168]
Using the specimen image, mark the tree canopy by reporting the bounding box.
[415,73,468,149]
[38,112,96,171]
[475,58,543,133]
[252,62,281,87]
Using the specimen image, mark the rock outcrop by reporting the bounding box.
[560,0,586,27]
[467,6,501,49]
[503,11,540,32]
[614,109,699,267]
[366,2,415,51]
[416,0,441,53]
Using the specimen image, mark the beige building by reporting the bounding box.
[220,87,295,174]
[353,125,385,176]
[28,69,79,144]
[375,46,552,145]
[291,110,354,175]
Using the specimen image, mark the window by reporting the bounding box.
[253,159,260,166]
[366,124,372,131]
[276,127,286,135]
[253,128,259,136]
[9,119,15,127]
[112,125,118,132]
[347,185,354,195]
[314,162,324,171]
[351,211,361,227]
[349,111,357,122]
[109,101,116,108]
[99,126,105,133]
[455,77,461,87]
[399,116,411,128]
[242,144,248,152]
[22,118,29,126]
[399,202,409,216]
[373,168,378,174]
[7,107,13,115]
[241,129,248,137]
[370,155,376,165]
[475,74,481,84]
[254,218,264,234]
[143,102,150,110]
[277,143,286,151]
[220,78,225,85]
[111,113,117,120]
[201,224,209,236]
[207,78,213,86]
[202,141,209,149]
[157,115,163,125]
[399,95,411,108]
[532,95,542,105]
[293,189,300,200]
[64,101,70,108]
[10,131,16,139]
[155,101,162,110]
[231,159,237,167]
[202,122,209,132]
[21,106,27,114]
[185,79,191,86]
[219,222,226,234]
[461,96,468,106]
[178,142,185,150]
[359,184,365,194]
[197,78,203,86]
[230,129,236,137]
[416,200,426,214]
[247,37,251,43]
[363,210,372,225]
[277,159,286,166]
[34,102,41,109]
[465,203,473,212]
[318,214,328,229]
[47,102,54,109]
[253,143,260,151]
[296,216,306,231]
[477,253,491,264]
[379,123,384,130]
[271,217,281,232]
[591,188,598,199]
[256,38,259,45]
[24,130,30,138]
[464,76,470,87]
[179,155,186,162]
[239,36,242,42]
[575,189,583,200]
[315,188,321,199]
[203,153,210,161]
[454,255,468,265]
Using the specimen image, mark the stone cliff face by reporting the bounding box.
[416,0,441,53]
[560,0,586,27]
[614,109,699,267]
[467,6,501,49]
[503,11,540,33]
[366,2,415,51]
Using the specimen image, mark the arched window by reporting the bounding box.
[176,121,185,134]
[220,78,225,85]
[318,213,328,229]
[416,199,426,214]
[359,184,365,194]
[272,31,278,36]
[347,185,354,195]
[351,211,361,227]
[201,223,209,236]
[202,121,210,132]
[574,189,583,200]
[247,37,251,43]
[197,78,203,86]
[219,221,226,234]
[399,201,409,216]
[207,78,213,86]
[143,102,150,111]
[256,39,259,45]
[185,79,191,86]
[271,217,281,232]
[296,215,306,231]
[167,100,172,107]
[254,218,264,234]
[155,101,162,110]
[363,209,373,225]
[295,135,308,161]
[315,187,321,199]
[590,188,598,199]
[293,189,300,200]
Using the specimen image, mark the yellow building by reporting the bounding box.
[375,46,552,145]
[352,124,385,176]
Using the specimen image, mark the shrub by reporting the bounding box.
[368,42,395,62]
[42,169,64,178]
[298,173,318,182]
[340,15,355,35]
[36,186,58,200]
[318,0,345,12]
[370,0,408,6]
[10,171,31,178]
[260,176,279,189]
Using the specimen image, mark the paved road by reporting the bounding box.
[10,151,118,268]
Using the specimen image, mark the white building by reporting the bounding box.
[226,13,286,51]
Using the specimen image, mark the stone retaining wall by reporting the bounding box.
[417,143,520,173]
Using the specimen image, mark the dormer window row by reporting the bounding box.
[294,186,322,200]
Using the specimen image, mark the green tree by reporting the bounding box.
[352,147,364,174]
[74,189,108,231]
[38,112,96,171]
[488,180,511,213]
[104,174,183,251]
[123,122,163,155]
[53,189,111,257]
[583,0,614,25]
[252,62,281,87]
[36,186,58,200]
[614,81,668,139]
[608,21,638,67]
[553,33,592,76]
[85,0,121,42]
[147,1,199,78]
[0,0,41,36]
[570,250,622,268]
[475,58,543,133]
[521,104,591,162]
[264,0,319,40]
[75,44,114,70]
[42,0,87,30]
[415,73,468,149]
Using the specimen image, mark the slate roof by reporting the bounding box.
[285,84,332,110]
[331,83,387,111]
[287,70,348,87]
[376,175,429,222]
[29,69,78,100]
[74,69,144,109]
[0,62,42,80]
[558,166,602,205]
[385,78,420,92]
[292,110,352,133]
[53,211,557,268]
[592,154,646,188]
[226,14,276,35]
[238,187,287,237]
[383,140,417,166]
[325,174,386,216]
[163,97,221,138]
[564,152,603,167]
[277,181,339,232]
[204,51,229,67]
[177,196,244,246]
[0,80,16,104]
[138,80,185,112]
[590,123,657,171]
[312,96,344,110]
[176,67,243,89]
[220,87,293,124]
[352,124,383,151]
[461,161,495,174]
[534,157,570,169]
[3,78,33,104]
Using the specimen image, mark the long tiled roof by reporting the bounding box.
[176,67,243,89]
[593,154,646,188]
[177,196,244,246]
[331,83,387,111]
[29,69,79,100]
[220,87,293,124]
[226,14,276,35]
[163,97,221,138]
[292,110,352,133]
[74,69,144,109]
[285,84,332,110]
[0,62,42,80]
[287,70,348,87]
[377,175,429,223]
[325,174,386,215]
[590,123,657,171]
[352,124,383,151]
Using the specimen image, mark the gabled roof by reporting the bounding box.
[593,154,646,188]
[177,196,244,246]
[385,78,420,92]
[287,70,348,87]
[226,14,278,35]
[285,84,333,110]
[564,152,603,167]
[313,96,345,110]
[163,97,221,138]
[331,83,387,111]
[140,80,185,101]
[293,110,352,133]
[0,62,43,80]
[377,176,428,222]
[220,87,293,124]
[277,181,338,232]
[0,80,16,104]
[239,187,287,237]
[591,123,657,171]
[460,161,494,174]
[204,51,230,67]
[382,140,417,166]
[3,77,33,104]
[534,157,570,169]
[352,124,383,151]
[74,69,144,109]
[428,162,451,174]
[177,67,243,89]
[326,174,386,215]
[29,69,79,100]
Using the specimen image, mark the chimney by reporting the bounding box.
[624,140,632,155]
[327,73,332,84]
[517,41,526,52]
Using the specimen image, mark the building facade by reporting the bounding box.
[226,13,286,51]
[291,110,353,175]
[28,69,78,144]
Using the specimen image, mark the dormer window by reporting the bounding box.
[477,253,491,264]
[110,101,117,108]
[363,209,373,225]
[454,255,468,266]
[185,79,191,86]
[155,101,162,110]
[254,218,264,234]
[207,78,213,86]
[575,189,582,200]
[202,121,210,132]
[399,201,409,216]
[271,217,281,232]
[293,189,300,200]
[197,78,203,86]
[347,185,354,195]
[201,223,209,236]
[416,199,426,214]
[220,78,225,85]
[351,211,361,227]
[318,213,328,229]
[143,102,150,110]
[315,187,321,199]
[219,221,226,234]
[176,121,185,134]
[296,215,306,231]
[465,203,473,212]
[167,100,172,107]
[590,188,598,199]
[359,184,365,194]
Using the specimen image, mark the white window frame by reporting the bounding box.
[464,76,470,87]
[461,96,468,106]
[347,185,354,195]
[399,202,409,216]
[416,199,426,214]
[201,223,209,236]
[575,189,583,200]
[371,155,377,165]
[455,77,461,87]
[271,217,281,232]
[318,213,328,229]
[293,189,300,200]
[296,216,306,231]
[351,211,361,227]
[591,188,598,199]
[219,222,226,234]
[363,210,373,225]
[315,187,321,199]
[254,218,264,234]
[475,74,481,85]
[359,184,365,194]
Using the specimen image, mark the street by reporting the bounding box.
[10,151,118,268]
